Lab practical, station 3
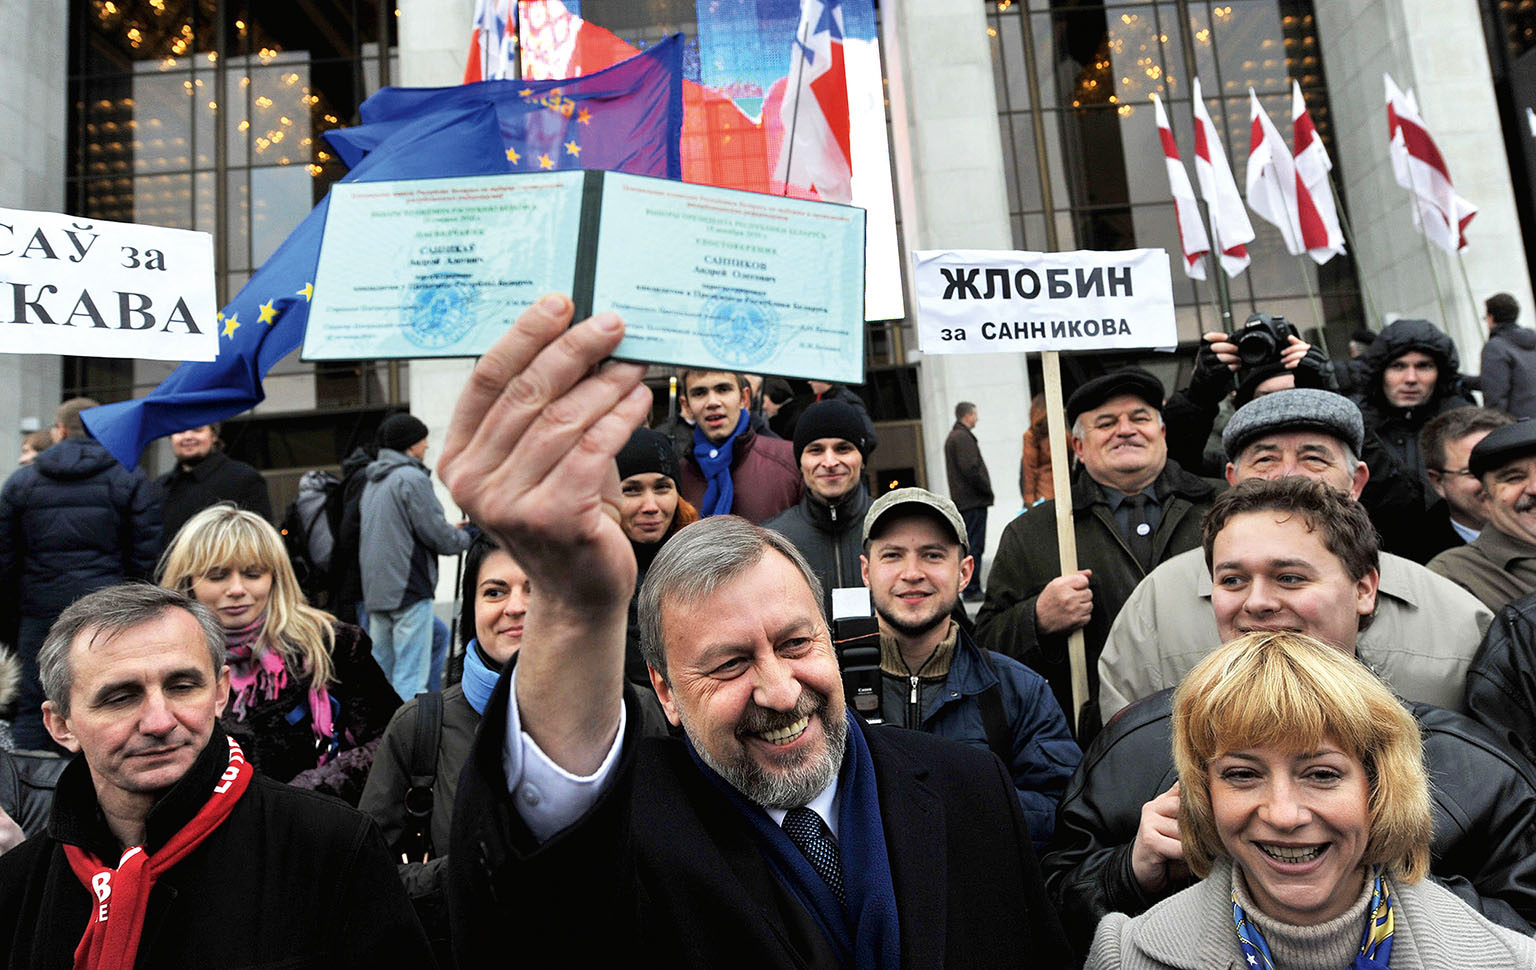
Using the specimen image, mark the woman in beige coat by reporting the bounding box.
[1088,632,1536,970]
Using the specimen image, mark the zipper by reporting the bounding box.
[908,675,920,729]
[830,502,842,583]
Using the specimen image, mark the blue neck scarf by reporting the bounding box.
[460,640,504,716]
[687,711,901,970]
[1233,869,1394,970]
[693,411,749,518]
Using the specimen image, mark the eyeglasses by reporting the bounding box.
[1434,467,1478,480]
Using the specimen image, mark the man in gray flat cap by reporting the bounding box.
[1096,388,1492,720]
[1429,420,1536,612]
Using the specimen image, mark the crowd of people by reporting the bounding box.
[2,289,1536,968]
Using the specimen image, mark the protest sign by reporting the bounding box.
[912,248,1176,355]
[0,207,217,362]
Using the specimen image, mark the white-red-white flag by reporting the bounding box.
[1151,93,1211,280]
[1190,79,1253,277]
[1385,73,1476,254]
[463,0,518,83]
[1246,88,1307,256]
[1291,81,1345,264]
[774,0,854,202]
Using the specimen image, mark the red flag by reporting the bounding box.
[1385,73,1476,253]
[1246,88,1306,256]
[1150,93,1210,280]
[463,0,517,83]
[1191,79,1253,277]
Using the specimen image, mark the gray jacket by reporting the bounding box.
[359,448,471,611]
[1098,547,1491,718]
[1482,323,1536,420]
[1087,858,1536,970]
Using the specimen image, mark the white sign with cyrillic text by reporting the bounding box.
[0,207,217,361]
[913,248,1176,355]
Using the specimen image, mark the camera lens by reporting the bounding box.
[1236,330,1277,366]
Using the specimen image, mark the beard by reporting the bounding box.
[873,590,957,640]
[683,688,848,810]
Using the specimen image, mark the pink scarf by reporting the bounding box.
[223,614,336,760]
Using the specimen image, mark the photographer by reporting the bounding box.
[1164,313,1337,478]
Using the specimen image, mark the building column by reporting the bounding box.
[884,0,1027,582]
[0,1,67,459]
[1315,0,1535,372]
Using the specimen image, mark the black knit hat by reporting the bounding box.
[377,413,429,452]
[616,427,680,483]
[793,400,869,461]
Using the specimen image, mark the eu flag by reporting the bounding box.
[84,35,684,468]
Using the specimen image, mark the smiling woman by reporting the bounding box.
[1085,632,1536,969]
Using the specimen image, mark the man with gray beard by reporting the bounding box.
[438,294,1071,969]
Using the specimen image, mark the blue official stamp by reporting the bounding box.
[698,295,778,367]
[404,275,478,350]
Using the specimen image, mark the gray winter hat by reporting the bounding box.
[862,487,967,548]
[1221,388,1365,460]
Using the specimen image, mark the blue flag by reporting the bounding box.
[84,35,684,468]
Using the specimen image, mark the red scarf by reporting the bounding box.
[62,736,252,970]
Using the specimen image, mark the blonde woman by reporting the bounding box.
[159,504,400,803]
[1088,632,1536,969]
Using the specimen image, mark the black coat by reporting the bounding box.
[1041,689,1536,955]
[156,450,272,543]
[764,484,872,619]
[0,749,65,840]
[0,728,433,969]
[1355,319,1477,563]
[974,461,1216,736]
[0,436,160,621]
[448,677,1073,969]
[1466,590,1536,768]
[944,422,993,511]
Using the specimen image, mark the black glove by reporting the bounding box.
[1292,345,1339,392]
[1186,340,1235,407]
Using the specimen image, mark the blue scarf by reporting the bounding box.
[687,710,901,970]
[1233,869,1393,970]
[460,640,504,716]
[693,411,749,518]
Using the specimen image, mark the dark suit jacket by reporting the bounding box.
[448,677,1073,969]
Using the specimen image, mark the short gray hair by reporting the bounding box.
[40,584,226,716]
[637,517,825,682]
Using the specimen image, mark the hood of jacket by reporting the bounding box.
[1360,318,1462,410]
[31,435,119,481]
[1492,321,1536,350]
[365,447,424,483]
[339,445,375,480]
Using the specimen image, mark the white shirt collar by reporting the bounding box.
[764,775,841,841]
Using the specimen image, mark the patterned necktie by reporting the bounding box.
[782,806,846,906]
[1125,493,1154,571]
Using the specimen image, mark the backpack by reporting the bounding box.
[280,470,342,605]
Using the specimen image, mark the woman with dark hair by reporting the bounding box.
[159,504,399,804]
[616,427,698,685]
[1087,632,1536,969]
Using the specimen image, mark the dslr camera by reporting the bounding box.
[1232,312,1299,367]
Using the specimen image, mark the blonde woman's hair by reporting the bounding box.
[1172,631,1431,884]
[158,503,338,688]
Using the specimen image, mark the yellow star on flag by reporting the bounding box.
[258,299,279,325]
[506,146,521,164]
[297,282,314,301]
[519,88,533,97]
[564,140,581,157]
[538,153,554,169]
[577,107,592,125]
[222,312,240,338]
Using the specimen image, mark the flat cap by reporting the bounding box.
[1066,369,1165,427]
[862,487,967,547]
[1470,418,1536,478]
[1222,388,1365,459]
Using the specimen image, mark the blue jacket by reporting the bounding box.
[0,436,160,619]
[881,627,1080,854]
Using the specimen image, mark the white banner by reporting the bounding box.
[0,207,217,361]
[913,248,1176,355]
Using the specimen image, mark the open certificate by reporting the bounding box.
[590,173,867,385]
[303,170,867,383]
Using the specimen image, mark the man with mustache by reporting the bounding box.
[860,487,1079,854]
[1429,420,1536,612]
[439,295,1071,969]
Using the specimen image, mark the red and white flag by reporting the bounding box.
[1385,73,1476,254]
[463,0,518,83]
[774,0,854,202]
[1246,88,1307,256]
[1151,93,1211,280]
[1291,81,1345,264]
[1190,79,1253,277]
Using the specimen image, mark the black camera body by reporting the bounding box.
[833,613,883,725]
[1233,312,1299,367]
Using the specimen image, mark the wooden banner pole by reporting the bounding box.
[1041,350,1088,731]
